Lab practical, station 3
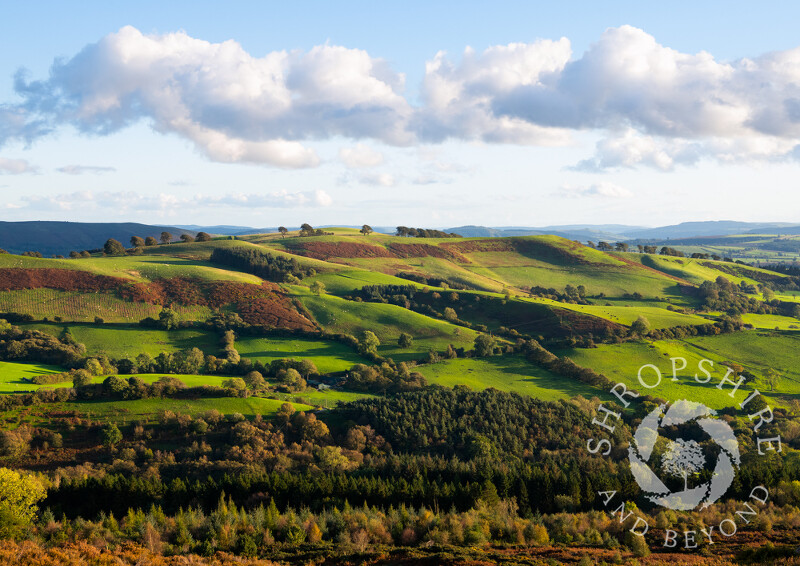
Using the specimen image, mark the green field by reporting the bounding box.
[23,323,218,358]
[305,269,418,295]
[683,332,800,395]
[524,297,712,328]
[0,361,64,393]
[295,290,480,360]
[417,356,604,401]
[235,336,364,373]
[557,337,791,409]
[740,313,800,330]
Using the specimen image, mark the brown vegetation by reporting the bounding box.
[285,241,395,260]
[386,242,469,263]
[0,268,124,292]
[0,540,281,566]
[236,296,317,331]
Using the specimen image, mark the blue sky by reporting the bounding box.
[2,1,800,227]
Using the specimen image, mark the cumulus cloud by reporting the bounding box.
[16,189,332,212]
[559,182,633,198]
[415,40,573,145]
[7,26,411,167]
[0,157,37,174]
[339,144,384,168]
[6,25,800,170]
[57,164,116,175]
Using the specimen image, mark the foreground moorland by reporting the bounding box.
[0,226,799,564]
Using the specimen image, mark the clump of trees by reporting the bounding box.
[299,223,332,237]
[0,319,86,365]
[527,284,590,304]
[396,226,461,238]
[210,247,310,282]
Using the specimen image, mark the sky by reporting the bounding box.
[2,1,800,228]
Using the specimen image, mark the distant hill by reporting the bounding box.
[0,221,198,256]
[175,225,399,236]
[621,221,799,240]
[449,221,800,241]
[447,225,633,242]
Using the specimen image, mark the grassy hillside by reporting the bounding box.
[417,356,605,401]
[295,290,480,360]
[1,227,795,413]
[23,323,219,358]
[235,335,364,373]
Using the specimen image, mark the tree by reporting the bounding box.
[310,280,326,295]
[158,307,178,330]
[72,369,92,388]
[278,226,288,238]
[104,238,126,256]
[278,368,306,392]
[474,334,497,357]
[662,439,705,491]
[222,377,247,391]
[596,241,613,251]
[160,231,172,245]
[243,371,266,390]
[145,236,158,246]
[195,232,212,242]
[100,423,123,449]
[130,236,145,248]
[180,234,195,243]
[103,375,129,398]
[358,331,381,356]
[444,307,458,321]
[615,242,629,252]
[360,224,373,236]
[763,368,781,392]
[300,223,314,236]
[398,332,413,348]
[298,359,318,378]
[84,358,104,376]
[630,316,651,337]
[0,468,46,539]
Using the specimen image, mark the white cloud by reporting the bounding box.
[339,144,384,168]
[9,26,411,167]
[57,164,116,175]
[0,157,37,174]
[6,25,800,170]
[559,182,633,199]
[415,40,573,145]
